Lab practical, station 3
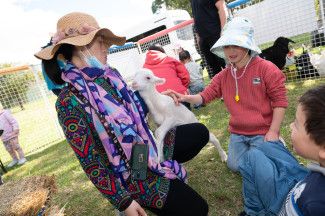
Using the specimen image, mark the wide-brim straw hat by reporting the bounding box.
[210,17,261,59]
[35,12,126,60]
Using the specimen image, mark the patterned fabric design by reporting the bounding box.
[61,63,187,181]
[56,83,172,211]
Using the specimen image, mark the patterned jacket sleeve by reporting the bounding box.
[56,95,133,211]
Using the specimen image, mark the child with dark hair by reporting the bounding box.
[179,50,205,109]
[179,50,205,95]
[239,84,325,216]
[147,43,166,53]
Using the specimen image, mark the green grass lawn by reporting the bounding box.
[2,78,325,216]
[0,96,64,162]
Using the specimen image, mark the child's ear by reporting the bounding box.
[318,146,325,160]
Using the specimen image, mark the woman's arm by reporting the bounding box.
[56,95,134,211]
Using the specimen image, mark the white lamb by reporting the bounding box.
[132,68,227,163]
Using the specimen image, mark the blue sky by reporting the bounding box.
[0,0,154,64]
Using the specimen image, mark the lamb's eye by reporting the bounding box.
[146,76,151,80]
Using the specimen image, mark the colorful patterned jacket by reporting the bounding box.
[56,77,174,211]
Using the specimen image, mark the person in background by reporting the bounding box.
[35,12,210,216]
[179,50,205,109]
[190,0,228,79]
[172,43,184,60]
[143,44,191,110]
[0,103,27,168]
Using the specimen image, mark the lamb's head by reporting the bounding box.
[132,68,165,92]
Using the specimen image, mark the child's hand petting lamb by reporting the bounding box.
[132,68,227,163]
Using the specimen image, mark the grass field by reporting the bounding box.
[0,96,64,162]
[2,78,325,216]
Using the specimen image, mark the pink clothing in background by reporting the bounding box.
[200,56,288,135]
[0,109,19,142]
[143,50,190,94]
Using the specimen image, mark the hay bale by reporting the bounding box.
[0,175,57,216]
[44,205,65,216]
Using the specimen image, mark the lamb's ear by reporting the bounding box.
[155,77,166,85]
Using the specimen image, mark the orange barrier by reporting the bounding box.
[0,65,30,75]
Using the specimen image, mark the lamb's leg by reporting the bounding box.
[155,118,176,162]
[209,132,227,162]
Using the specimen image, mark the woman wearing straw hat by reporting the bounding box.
[35,12,210,216]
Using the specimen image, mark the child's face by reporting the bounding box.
[223,45,248,64]
[290,104,322,162]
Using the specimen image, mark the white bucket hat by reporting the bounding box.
[210,17,261,59]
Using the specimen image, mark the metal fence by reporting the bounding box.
[108,0,325,82]
[0,65,64,164]
[0,0,324,164]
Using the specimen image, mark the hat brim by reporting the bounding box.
[210,30,261,59]
[35,28,126,60]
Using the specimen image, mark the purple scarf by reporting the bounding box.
[61,63,187,182]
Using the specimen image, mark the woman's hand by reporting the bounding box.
[124,200,147,216]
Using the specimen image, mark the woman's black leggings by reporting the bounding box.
[148,123,210,216]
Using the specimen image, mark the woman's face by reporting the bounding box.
[223,45,248,65]
[87,34,110,65]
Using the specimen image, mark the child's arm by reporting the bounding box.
[265,107,286,141]
[162,90,203,105]
[4,110,19,134]
[263,63,288,141]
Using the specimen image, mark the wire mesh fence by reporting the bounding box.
[108,0,325,83]
[0,0,324,164]
[231,0,325,81]
[0,66,64,164]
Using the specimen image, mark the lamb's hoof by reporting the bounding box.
[220,152,228,163]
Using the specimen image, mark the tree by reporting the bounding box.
[151,0,192,15]
[0,64,34,110]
